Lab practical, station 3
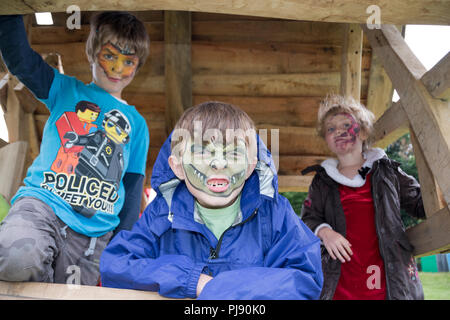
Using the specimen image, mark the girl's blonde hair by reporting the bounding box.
[317,94,375,151]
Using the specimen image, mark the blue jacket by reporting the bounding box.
[100,134,323,299]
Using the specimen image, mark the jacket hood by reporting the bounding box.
[320,147,387,187]
[151,133,279,215]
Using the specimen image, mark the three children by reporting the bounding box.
[0,11,426,300]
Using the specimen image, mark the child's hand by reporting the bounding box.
[317,227,353,263]
[196,273,213,297]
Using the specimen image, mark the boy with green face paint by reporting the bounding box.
[100,101,323,299]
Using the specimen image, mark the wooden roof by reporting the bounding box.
[2,0,450,25]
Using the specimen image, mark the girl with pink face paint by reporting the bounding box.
[301,95,425,300]
[324,112,363,156]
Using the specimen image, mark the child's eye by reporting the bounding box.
[344,123,351,128]
[191,145,211,157]
[327,127,335,133]
[124,60,135,66]
[103,54,114,60]
[226,151,243,159]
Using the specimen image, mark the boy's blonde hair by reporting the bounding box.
[317,94,375,151]
[86,11,150,70]
[171,101,257,156]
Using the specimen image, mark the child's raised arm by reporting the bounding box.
[0,15,54,99]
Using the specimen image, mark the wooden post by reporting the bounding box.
[0,141,28,203]
[164,11,192,134]
[372,100,409,149]
[365,53,394,120]
[4,78,27,143]
[362,24,450,209]
[421,52,450,101]
[410,129,446,217]
[362,24,450,256]
[340,23,362,101]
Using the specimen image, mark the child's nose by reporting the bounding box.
[210,158,228,170]
[112,60,124,73]
[336,127,347,136]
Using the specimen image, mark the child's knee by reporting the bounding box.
[0,236,53,282]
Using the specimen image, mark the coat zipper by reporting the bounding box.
[209,208,259,260]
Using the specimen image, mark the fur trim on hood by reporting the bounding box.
[320,148,386,187]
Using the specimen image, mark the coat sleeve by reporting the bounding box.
[198,197,323,300]
[396,166,426,219]
[99,199,206,299]
[300,174,330,234]
[113,173,144,236]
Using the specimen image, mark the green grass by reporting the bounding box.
[419,272,450,300]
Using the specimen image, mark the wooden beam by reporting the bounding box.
[26,113,40,160]
[257,125,332,156]
[372,100,409,149]
[410,129,446,218]
[365,53,394,120]
[14,86,43,114]
[164,11,192,134]
[4,79,27,143]
[0,141,28,203]
[0,138,7,149]
[278,175,313,193]
[278,155,327,175]
[362,24,450,208]
[0,281,177,300]
[421,52,450,101]
[3,1,450,25]
[340,24,363,101]
[407,206,450,257]
[191,72,350,97]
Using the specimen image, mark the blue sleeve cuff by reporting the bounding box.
[185,263,206,298]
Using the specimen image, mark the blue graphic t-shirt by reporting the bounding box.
[12,69,149,237]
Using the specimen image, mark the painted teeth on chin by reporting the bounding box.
[193,168,205,184]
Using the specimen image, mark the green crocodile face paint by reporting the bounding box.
[182,137,249,199]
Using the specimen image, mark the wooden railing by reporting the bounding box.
[0,280,178,300]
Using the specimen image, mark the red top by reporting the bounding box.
[333,173,386,300]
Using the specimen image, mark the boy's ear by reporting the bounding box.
[168,155,185,180]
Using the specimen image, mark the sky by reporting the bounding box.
[0,25,449,142]
[392,25,450,101]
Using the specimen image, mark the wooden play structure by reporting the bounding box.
[0,1,449,299]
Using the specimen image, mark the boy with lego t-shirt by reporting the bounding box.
[0,12,150,285]
[100,101,323,299]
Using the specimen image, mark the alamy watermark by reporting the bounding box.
[66,5,81,30]
[366,5,381,29]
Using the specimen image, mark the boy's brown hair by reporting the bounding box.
[317,94,375,151]
[86,11,150,70]
[171,101,257,157]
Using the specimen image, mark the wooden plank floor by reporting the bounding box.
[0,281,178,300]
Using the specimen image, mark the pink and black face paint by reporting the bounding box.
[337,112,361,142]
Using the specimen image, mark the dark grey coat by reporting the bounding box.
[301,157,425,300]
